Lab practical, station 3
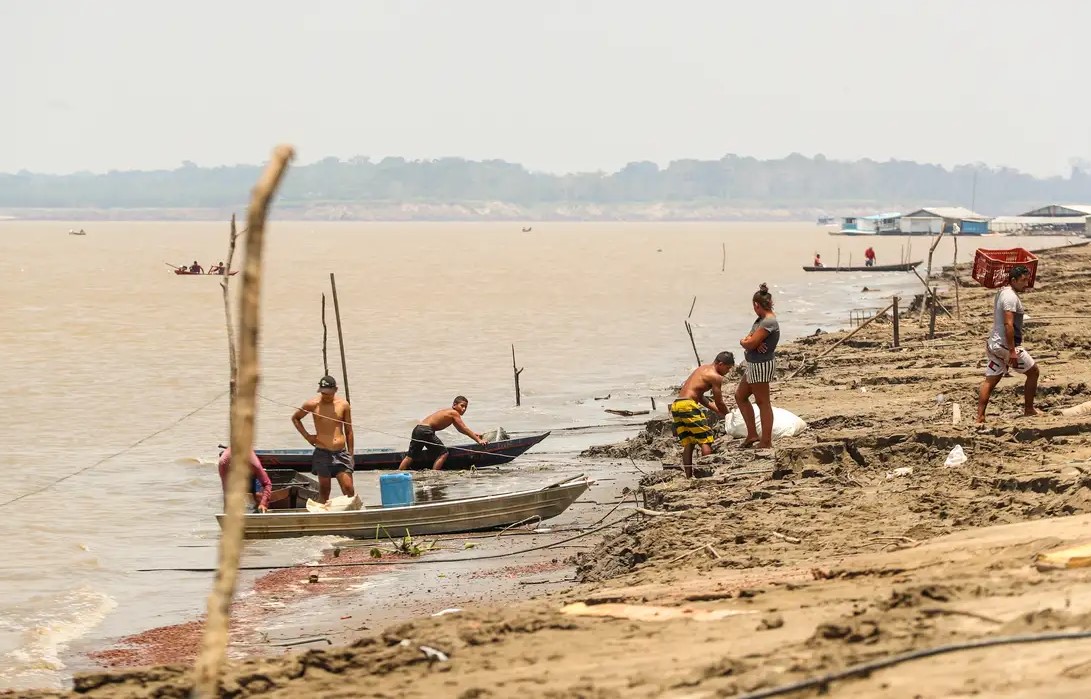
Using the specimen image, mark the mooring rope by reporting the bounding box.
[0,389,230,508]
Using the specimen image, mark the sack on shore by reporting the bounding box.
[306,494,363,513]
[725,406,808,439]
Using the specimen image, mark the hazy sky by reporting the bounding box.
[3,0,1088,176]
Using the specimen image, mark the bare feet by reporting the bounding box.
[1021,407,1039,418]
[739,438,759,449]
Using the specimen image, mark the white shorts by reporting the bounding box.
[985,343,1035,377]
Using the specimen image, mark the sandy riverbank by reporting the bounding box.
[17,242,1091,697]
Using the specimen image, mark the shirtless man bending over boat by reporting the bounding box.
[398,396,487,471]
[291,375,355,502]
[669,351,734,477]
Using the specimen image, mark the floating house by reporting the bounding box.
[897,207,990,235]
[838,212,902,235]
[990,204,1091,234]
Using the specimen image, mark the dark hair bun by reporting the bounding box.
[758,283,769,294]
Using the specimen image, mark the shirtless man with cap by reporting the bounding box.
[292,375,355,502]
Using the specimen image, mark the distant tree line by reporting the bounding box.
[4,153,1091,214]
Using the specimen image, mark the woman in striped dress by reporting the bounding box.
[736,283,780,449]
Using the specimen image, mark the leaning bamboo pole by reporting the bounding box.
[193,145,295,698]
[786,301,896,380]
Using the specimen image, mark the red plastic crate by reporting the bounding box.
[971,248,1038,289]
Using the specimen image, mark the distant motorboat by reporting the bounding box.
[68,228,87,236]
[522,226,533,232]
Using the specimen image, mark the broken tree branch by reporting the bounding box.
[786,301,895,380]
[193,144,295,699]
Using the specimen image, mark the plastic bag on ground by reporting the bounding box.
[944,445,967,467]
[306,494,363,513]
[725,406,808,439]
[480,427,510,443]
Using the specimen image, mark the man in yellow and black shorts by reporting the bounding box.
[669,351,735,477]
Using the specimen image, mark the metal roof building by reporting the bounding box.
[1018,204,1091,217]
[990,204,1091,233]
[900,207,989,234]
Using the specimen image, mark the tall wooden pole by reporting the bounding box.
[194,144,294,699]
[721,243,726,272]
[329,273,351,404]
[321,293,329,376]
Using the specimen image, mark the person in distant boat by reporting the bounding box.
[864,247,877,267]
[977,265,1039,423]
[813,253,823,267]
[189,260,204,274]
[737,283,780,449]
[670,351,734,477]
[217,446,271,513]
[291,375,355,502]
[208,261,225,274]
[399,396,487,471]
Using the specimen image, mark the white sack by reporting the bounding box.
[725,406,809,439]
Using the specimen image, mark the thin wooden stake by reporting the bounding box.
[650,396,656,411]
[684,320,702,365]
[194,144,294,699]
[953,236,961,320]
[512,344,524,407]
[892,296,900,348]
[329,273,351,404]
[321,293,329,376]
[721,243,726,272]
[688,295,697,319]
[928,286,938,339]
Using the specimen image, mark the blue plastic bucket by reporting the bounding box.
[379,472,415,507]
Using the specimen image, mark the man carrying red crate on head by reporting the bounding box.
[977,265,1039,423]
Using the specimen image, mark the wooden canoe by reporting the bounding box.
[216,476,590,540]
[252,431,550,471]
[802,261,922,272]
[174,269,238,276]
[265,470,321,511]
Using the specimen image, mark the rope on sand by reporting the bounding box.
[736,630,1091,699]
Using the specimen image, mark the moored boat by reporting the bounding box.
[253,431,551,471]
[216,475,590,540]
[803,261,922,273]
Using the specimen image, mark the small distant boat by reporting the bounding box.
[803,261,922,273]
[174,269,238,276]
[68,228,87,236]
[217,475,590,540]
[522,226,533,232]
[254,431,551,471]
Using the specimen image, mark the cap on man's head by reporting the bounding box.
[318,375,338,390]
[1010,265,1030,280]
